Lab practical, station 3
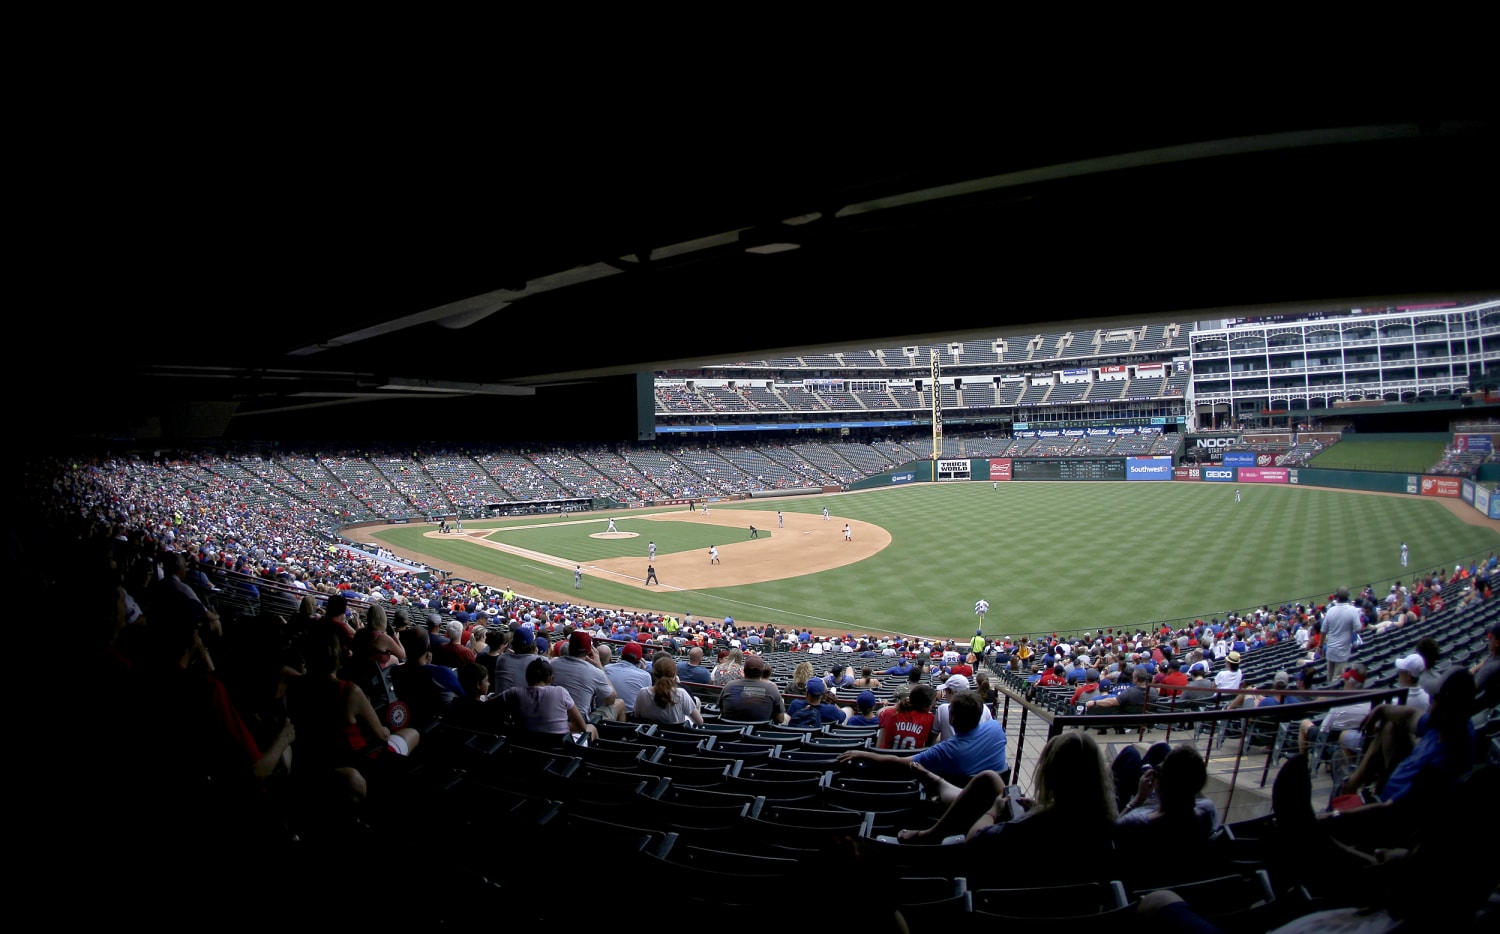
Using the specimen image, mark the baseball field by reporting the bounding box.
[370,480,1500,643]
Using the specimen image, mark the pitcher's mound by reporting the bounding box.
[590,531,639,539]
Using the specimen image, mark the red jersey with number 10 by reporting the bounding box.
[877,706,936,750]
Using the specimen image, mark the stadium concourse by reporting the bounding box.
[32,449,1499,930]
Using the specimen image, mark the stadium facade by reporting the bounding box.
[651,298,1500,441]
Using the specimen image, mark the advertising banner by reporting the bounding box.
[936,459,971,481]
[1203,467,1236,482]
[890,472,915,485]
[1127,457,1173,481]
[1407,475,1419,494]
[1135,363,1165,377]
[989,459,1012,481]
[1456,433,1493,453]
[1174,466,1203,481]
[1238,467,1289,483]
[1462,479,1476,505]
[1223,451,1258,468]
[1419,475,1461,498]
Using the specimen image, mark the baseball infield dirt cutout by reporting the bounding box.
[421,508,889,596]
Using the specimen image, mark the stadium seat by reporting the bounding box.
[971,880,1130,917]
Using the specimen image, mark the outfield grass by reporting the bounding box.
[1309,440,1446,473]
[371,482,1499,642]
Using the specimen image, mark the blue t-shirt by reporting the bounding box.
[1380,715,1474,804]
[787,699,845,727]
[913,719,1008,781]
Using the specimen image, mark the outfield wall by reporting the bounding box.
[1175,465,1500,521]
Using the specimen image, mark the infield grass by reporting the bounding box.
[372,482,1498,642]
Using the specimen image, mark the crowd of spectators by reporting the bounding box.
[29,445,1498,928]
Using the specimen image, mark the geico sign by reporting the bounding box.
[1194,437,1237,448]
[1205,468,1235,480]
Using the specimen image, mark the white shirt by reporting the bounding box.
[1214,668,1243,691]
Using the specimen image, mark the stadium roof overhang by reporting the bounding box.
[42,109,1498,445]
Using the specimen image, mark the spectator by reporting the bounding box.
[787,678,848,727]
[604,642,651,716]
[632,655,704,727]
[718,653,787,724]
[839,691,1007,786]
[882,730,1112,852]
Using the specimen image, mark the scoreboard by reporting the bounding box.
[1010,458,1126,480]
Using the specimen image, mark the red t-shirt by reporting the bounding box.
[877,706,936,751]
[1159,671,1189,697]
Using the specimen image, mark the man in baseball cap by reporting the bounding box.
[604,640,651,716]
[551,630,624,721]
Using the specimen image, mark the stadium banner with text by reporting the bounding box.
[1455,433,1493,453]
[1222,451,1258,468]
[1419,475,1461,498]
[1174,466,1204,481]
[1407,475,1420,494]
[1238,467,1288,483]
[890,472,916,485]
[1127,456,1174,481]
[989,459,1012,481]
[936,458,972,481]
[1476,484,1499,519]
[1461,479,1476,505]
[1202,467,1236,482]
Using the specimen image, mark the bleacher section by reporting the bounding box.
[477,453,567,501]
[700,387,756,413]
[377,455,452,517]
[623,449,702,498]
[789,443,859,484]
[743,386,790,411]
[673,450,755,495]
[321,456,414,519]
[422,454,511,508]
[719,448,811,490]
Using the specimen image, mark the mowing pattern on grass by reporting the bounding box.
[373,483,1499,642]
[1308,440,1447,474]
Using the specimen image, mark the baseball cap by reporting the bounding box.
[806,677,826,695]
[1395,654,1425,675]
[1272,670,1290,687]
[511,627,535,647]
[857,690,878,708]
[620,642,643,662]
[943,674,970,693]
[1085,669,1100,682]
[568,631,593,655]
